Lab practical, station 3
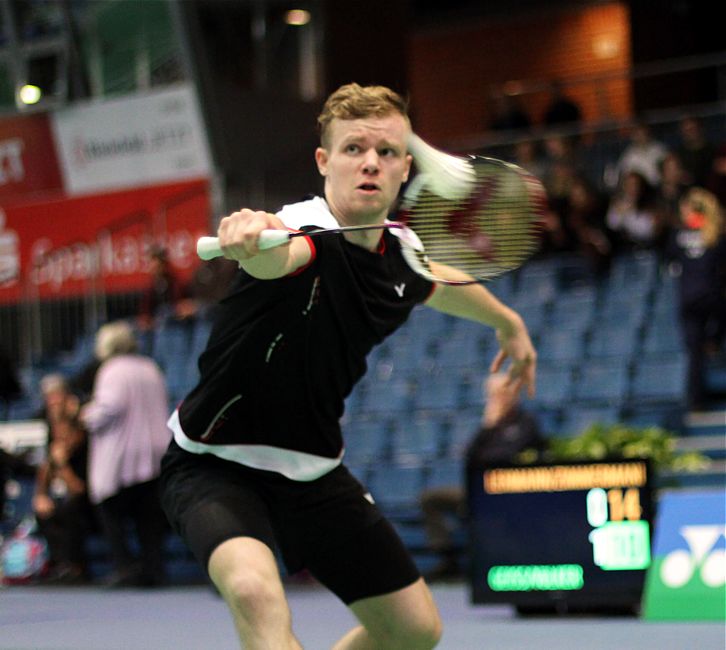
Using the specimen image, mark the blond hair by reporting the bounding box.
[94,320,138,361]
[317,83,410,147]
[682,187,724,247]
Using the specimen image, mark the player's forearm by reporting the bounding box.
[426,279,523,335]
[237,237,312,279]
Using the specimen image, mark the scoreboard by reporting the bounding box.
[467,458,654,613]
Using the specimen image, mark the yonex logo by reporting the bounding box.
[660,525,726,588]
[394,283,406,297]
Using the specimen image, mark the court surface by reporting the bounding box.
[1,581,723,649]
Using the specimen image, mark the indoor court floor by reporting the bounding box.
[1,581,723,650]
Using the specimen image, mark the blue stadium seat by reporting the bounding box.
[367,463,427,519]
[547,288,597,334]
[642,320,683,356]
[586,326,638,360]
[443,409,481,459]
[426,458,464,490]
[343,416,391,465]
[631,355,687,404]
[411,371,463,412]
[572,360,629,406]
[390,414,446,463]
[529,364,573,409]
[537,329,586,366]
[364,376,415,415]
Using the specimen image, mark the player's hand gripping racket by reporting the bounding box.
[196,134,545,285]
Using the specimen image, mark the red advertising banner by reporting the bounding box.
[0,178,211,304]
[0,113,64,200]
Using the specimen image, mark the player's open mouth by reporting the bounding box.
[357,183,380,193]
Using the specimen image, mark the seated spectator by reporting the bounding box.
[665,187,726,409]
[511,139,548,181]
[542,79,582,128]
[675,116,715,188]
[606,171,663,251]
[707,143,726,206]
[488,89,532,133]
[179,257,238,322]
[560,176,613,276]
[612,121,669,190]
[38,374,80,429]
[32,414,91,584]
[137,247,187,331]
[655,152,691,240]
[419,372,545,581]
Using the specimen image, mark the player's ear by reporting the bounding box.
[315,147,329,176]
[402,153,413,183]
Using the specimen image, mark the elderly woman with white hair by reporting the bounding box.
[80,320,171,587]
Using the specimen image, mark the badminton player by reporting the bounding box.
[159,83,536,649]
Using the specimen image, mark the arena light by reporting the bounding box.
[285,9,310,26]
[18,84,42,105]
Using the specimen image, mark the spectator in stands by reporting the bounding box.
[606,170,662,251]
[665,188,726,409]
[32,413,91,584]
[419,372,544,581]
[38,373,80,429]
[542,79,582,128]
[612,122,668,190]
[488,89,532,133]
[707,143,726,207]
[511,139,548,181]
[675,116,715,189]
[180,257,238,322]
[559,176,613,276]
[137,246,187,331]
[80,321,171,587]
[655,152,691,240]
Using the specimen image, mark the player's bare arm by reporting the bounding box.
[425,261,536,397]
[217,209,312,279]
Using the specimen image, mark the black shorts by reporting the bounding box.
[159,440,420,605]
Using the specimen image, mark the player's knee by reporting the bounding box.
[378,612,442,649]
[222,569,281,619]
[410,613,443,649]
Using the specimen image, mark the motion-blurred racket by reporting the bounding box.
[196,134,545,285]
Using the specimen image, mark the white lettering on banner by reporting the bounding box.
[28,230,198,291]
[52,85,212,195]
[0,138,25,184]
[72,125,193,168]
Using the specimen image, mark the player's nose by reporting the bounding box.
[361,149,380,174]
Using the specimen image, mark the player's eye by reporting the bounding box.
[345,143,361,154]
[379,147,397,157]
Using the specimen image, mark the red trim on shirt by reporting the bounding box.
[287,234,317,277]
[377,234,387,255]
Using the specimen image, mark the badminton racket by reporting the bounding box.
[196,134,545,285]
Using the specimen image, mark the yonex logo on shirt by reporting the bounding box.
[394,283,406,297]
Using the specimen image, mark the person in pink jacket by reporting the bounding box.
[81,320,171,587]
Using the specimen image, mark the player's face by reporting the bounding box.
[316,114,412,226]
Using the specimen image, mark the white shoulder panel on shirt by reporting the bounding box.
[276,196,339,231]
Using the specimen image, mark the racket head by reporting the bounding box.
[397,156,546,285]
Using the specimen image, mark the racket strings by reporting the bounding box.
[401,158,544,282]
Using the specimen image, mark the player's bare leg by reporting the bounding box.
[332,577,442,649]
[208,537,303,650]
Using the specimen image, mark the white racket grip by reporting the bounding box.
[196,230,292,260]
[197,236,223,260]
